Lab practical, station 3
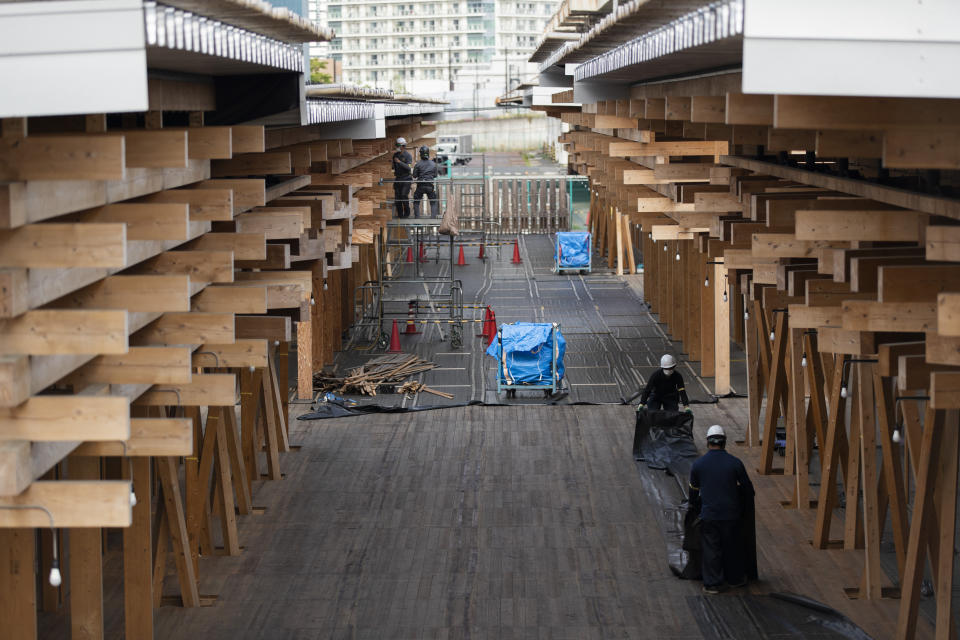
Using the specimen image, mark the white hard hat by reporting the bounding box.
[660,354,676,369]
[396,137,407,146]
[707,425,726,439]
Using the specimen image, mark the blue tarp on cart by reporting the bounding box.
[555,232,591,268]
[485,322,566,384]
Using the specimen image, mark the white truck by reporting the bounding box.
[436,134,473,165]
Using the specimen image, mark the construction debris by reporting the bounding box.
[399,381,455,399]
[313,354,436,396]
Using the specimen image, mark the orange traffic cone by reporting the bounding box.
[457,245,467,266]
[406,246,414,263]
[511,240,522,264]
[478,242,485,259]
[476,305,492,337]
[388,319,402,352]
[484,308,497,345]
[405,302,420,335]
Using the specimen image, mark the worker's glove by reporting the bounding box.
[684,406,692,413]
[636,403,646,411]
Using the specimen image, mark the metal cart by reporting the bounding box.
[555,231,592,275]
[494,322,564,399]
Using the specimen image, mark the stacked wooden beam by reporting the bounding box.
[546,70,960,638]
[0,104,417,637]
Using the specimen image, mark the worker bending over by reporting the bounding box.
[392,137,413,218]
[638,354,690,412]
[412,145,439,218]
[689,425,755,594]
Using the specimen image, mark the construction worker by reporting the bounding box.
[412,145,439,218]
[392,137,413,218]
[689,425,755,594]
[637,354,690,412]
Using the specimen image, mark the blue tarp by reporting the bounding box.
[485,322,566,384]
[555,232,591,268]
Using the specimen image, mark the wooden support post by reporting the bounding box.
[935,410,960,638]
[745,299,761,446]
[277,341,290,431]
[623,215,636,274]
[156,457,200,607]
[296,321,313,400]
[240,368,263,490]
[759,312,788,473]
[69,455,104,640]
[212,408,240,555]
[0,529,36,640]
[615,209,624,275]
[221,405,251,516]
[788,327,810,507]
[844,367,865,551]
[814,356,849,548]
[714,262,731,395]
[857,363,884,599]
[123,457,152,640]
[876,372,909,578]
[267,344,290,453]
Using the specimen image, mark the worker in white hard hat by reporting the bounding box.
[637,354,690,412]
[689,425,755,594]
[392,137,413,218]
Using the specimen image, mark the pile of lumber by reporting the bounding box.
[313,353,436,396]
[399,381,455,399]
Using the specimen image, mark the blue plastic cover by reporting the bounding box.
[555,232,591,268]
[485,322,566,384]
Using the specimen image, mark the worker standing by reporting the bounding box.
[689,425,755,594]
[412,145,439,218]
[392,137,413,218]
[637,354,690,412]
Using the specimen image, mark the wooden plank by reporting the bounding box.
[133,250,233,284]
[775,95,960,130]
[725,93,773,125]
[120,130,188,168]
[70,347,192,386]
[229,126,265,154]
[897,355,957,392]
[795,210,926,242]
[191,285,267,313]
[0,268,28,318]
[690,96,726,123]
[190,179,265,212]
[139,188,233,222]
[0,481,131,527]
[74,418,192,457]
[132,312,234,346]
[878,341,925,377]
[76,203,189,241]
[767,128,816,152]
[842,300,936,333]
[0,356,29,407]
[752,233,844,258]
[0,396,129,441]
[609,140,728,157]
[928,332,960,366]
[123,457,153,640]
[0,309,127,355]
[0,223,126,268]
[193,340,268,369]
[927,225,960,261]
[211,152,292,178]
[184,232,266,261]
[134,374,237,407]
[880,265,960,303]
[931,372,960,409]
[51,274,190,312]
[0,529,37,639]
[714,262,730,395]
[235,315,291,342]
[69,455,104,639]
[0,135,125,180]
[939,293,960,336]
[816,130,883,158]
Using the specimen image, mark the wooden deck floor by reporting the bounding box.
[145,401,923,639]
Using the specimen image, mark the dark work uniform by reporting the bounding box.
[412,158,439,218]
[392,149,413,218]
[640,368,689,411]
[689,449,755,588]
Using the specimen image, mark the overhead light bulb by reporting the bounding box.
[130,490,138,508]
[892,427,902,444]
[722,292,728,302]
[840,386,848,398]
[675,251,680,261]
[769,331,775,341]
[310,296,316,306]
[249,365,255,373]
[704,276,709,287]
[49,564,62,587]
[663,244,667,252]
[744,311,749,320]
[801,354,807,368]
[323,281,329,291]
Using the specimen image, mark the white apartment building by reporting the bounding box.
[321,0,558,106]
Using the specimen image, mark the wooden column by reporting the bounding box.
[69,456,104,640]
[296,321,313,400]
[124,458,153,640]
[0,529,37,640]
[713,262,730,395]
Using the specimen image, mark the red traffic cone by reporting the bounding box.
[405,302,420,335]
[457,245,468,266]
[419,243,427,263]
[388,319,402,353]
[476,305,492,337]
[478,242,485,259]
[406,246,414,263]
[511,240,522,264]
[484,309,497,345]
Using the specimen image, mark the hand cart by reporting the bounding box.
[490,322,565,398]
[555,231,592,275]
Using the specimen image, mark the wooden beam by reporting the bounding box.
[132,313,234,346]
[190,179,265,212]
[69,347,192,386]
[931,372,960,409]
[878,341,925,377]
[69,456,104,638]
[73,418,192,457]
[0,135,125,180]
[0,529,37,639]
[134,374,237,407]
[880,265,960,303]
[75,203,189,241]
[0,310,127,355]
[725,94,773,125]
[50,275,190,313]
[184,232,266,261]
[123,457,153,639]
[795,210,925,242]
[191,285,267,313]
[139,188,234,222]
[927,225,960,261]
[816,130,883,158]
[775,95,960,130]
[752,233,844,258]
[235,315,291,342]
[0,396,129,441]
[120,130,188,168]
[0,223,126,268]
[842,300,936,333]
[0,481,131,527]
[608,140,728,157]
[897,355,957,392]
[211,152,292,178]
[193,340,268,369]
[133,250,233,284]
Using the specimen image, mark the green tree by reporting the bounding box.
[310,58,333,84]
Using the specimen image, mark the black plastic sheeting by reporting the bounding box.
[632,410,757,583]
[686,592,874,640]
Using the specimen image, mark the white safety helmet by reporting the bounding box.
[707,425,726,445]
[396,137,407,146]
[660,354,676,370]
